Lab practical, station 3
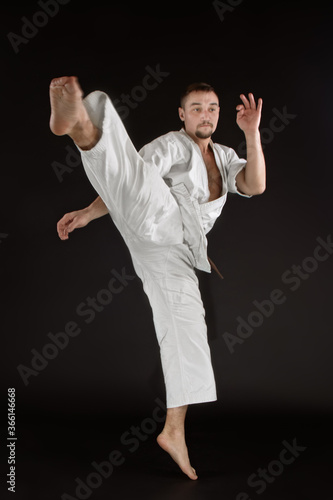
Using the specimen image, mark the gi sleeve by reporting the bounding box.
[138,133,180,178]
[224,146,252,198]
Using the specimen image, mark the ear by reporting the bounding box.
[178,107,185,122]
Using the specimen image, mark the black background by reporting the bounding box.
[1,1,332,499]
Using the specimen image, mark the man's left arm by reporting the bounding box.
[234,93,266,196]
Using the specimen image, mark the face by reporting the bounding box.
[178,91,220,140]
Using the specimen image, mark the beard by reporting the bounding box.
[195,123,213,139]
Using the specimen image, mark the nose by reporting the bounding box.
[200,109,210,122]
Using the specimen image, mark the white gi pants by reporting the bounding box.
[77,91,217,408]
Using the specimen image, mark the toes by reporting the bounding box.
[50,76,69,87]
[189,468,198,480]
[65,76,82,95]
[50,76,83,99]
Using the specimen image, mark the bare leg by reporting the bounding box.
[157,405,198,480]
[49,76,100,150]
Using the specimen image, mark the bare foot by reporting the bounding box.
[49,76,99,149]
[49,76,84,135]
[157,431,198,480]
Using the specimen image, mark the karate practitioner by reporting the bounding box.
[50,76,266,480]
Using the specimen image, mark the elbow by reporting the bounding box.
[254,183,266,195]
[252,175,266,195]
[244,183,266,196]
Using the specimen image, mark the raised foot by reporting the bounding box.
[49,76,85,136]
[157,431,198,480]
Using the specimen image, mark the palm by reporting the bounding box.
[236,93,263,133]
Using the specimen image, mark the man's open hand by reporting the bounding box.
[57,208,91,240]
[236,93,263,134]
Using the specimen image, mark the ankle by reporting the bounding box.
[70,120,100,150]
[160,426,185,439]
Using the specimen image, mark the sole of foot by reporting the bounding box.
[49,76,85,136]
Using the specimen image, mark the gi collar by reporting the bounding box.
[179,127,215,151]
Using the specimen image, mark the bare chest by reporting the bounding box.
[202,150,222,201]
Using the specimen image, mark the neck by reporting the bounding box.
[184,129,212,154]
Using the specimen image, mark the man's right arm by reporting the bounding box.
[57,196,108,240]
[87,196,109,220]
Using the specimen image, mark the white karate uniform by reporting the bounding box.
[77,91,250,408]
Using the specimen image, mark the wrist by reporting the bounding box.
[244,130,262,152]
[87,198,108,220]
[244,129,261,142]
[85,204,96,222]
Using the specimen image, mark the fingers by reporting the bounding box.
[249,93,256,108]
[257,97,263,114]
[238,93,263,111]
[57,226,69,240]
[57,220,70,240]
[239,93,250,109]
[57,212,76,240]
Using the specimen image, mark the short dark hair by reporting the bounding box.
[180,82,217,109]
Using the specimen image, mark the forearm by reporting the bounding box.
[87,196,109,221]
[242,130,266,195]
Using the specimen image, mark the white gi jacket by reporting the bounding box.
[139,129,251,272]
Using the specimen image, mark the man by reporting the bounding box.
[50,76,265,480]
